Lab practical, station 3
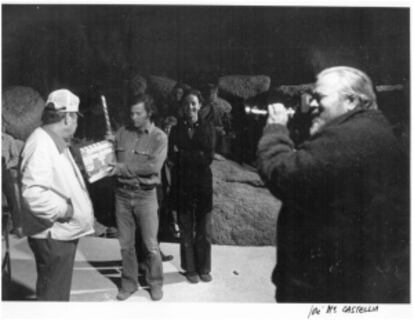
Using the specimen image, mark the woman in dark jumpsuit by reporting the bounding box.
[169,89,216,283]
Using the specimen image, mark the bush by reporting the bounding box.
[2,86,45,141]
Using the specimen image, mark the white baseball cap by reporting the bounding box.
[46,89,81,114]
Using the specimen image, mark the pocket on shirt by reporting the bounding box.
[133,149,150,156]
[133,149,151,161]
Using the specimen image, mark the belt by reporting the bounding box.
[117,182,155,191]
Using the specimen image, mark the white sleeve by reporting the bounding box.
[20,136,68,222]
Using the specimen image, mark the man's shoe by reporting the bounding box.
[161,250,173,262]
[199,273,212,282]
[185,272,199,284]
[116,289,137,301]
[150,287,163,301]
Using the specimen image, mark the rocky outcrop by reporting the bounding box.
[147,75,178,101]
[129,74,148,96]
[211,159,280,246]
[218,75,271,100]
[215,97,232,114]
[273,83,313,97]
[2,86,45,141]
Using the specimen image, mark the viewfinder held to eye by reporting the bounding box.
[245,103,296,118]
[245,93,315,145]
[244,86,318,118]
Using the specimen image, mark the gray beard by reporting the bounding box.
[309,117,326,136]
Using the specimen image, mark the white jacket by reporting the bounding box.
[20,127,94,240]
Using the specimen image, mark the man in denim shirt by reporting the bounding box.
[109,94,167,301]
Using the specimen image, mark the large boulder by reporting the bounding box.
[129,74,148,96]
[147,75,177,101]
[218,75,271,100]
[2,86,45,141]
[211,159,280,246]
[215,97,232,114]
[273,83,314,98]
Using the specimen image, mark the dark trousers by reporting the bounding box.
[28,237,78,301]
[115,188,163,292]
[178,184,213,275]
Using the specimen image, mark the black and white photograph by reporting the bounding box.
[1,1,411,319]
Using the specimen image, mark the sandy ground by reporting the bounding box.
[3,235,410,320]
[3,235,275,302]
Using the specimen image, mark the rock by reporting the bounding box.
[273,84,314,97]
[218,75,271,100]
[147,75,177,101]
[212,159,262,186]
[2,86,45,141]
[129,74,148,96]
[211,159,280,246]
[215,97,232,114]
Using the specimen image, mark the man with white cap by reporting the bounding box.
[20,89,94,301]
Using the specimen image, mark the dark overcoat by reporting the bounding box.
[257,108,409,302]
[169,118,216,212]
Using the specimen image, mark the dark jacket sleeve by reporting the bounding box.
[257,110,403,202]
[170,122,216,168]
[182,122,216,168]
[257,123,351,201]
[167,125,179,165]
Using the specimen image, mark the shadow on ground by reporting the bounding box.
[2,274,35,301]
[87,260,186,291]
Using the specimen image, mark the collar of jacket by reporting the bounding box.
[183,119,200,128]
[321,107,381,132]
[41,127,68,153]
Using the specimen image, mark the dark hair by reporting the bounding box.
[130,93,156,119]
[201,83,218,94]
[169,81,188,101]
[182,89,204,106]
[173,81,186,92]
[41,103,76,125]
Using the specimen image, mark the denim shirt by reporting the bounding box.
[114,122,168,187]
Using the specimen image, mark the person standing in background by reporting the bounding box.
[2,125,25,237]
[169,89,216,284]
